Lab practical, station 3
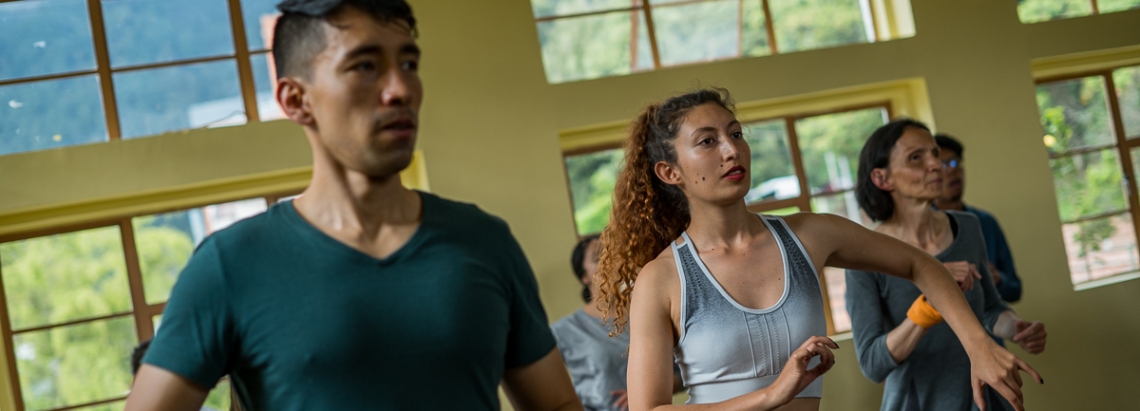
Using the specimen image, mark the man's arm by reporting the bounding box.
[501,348,583,411]
[124,365,209,411]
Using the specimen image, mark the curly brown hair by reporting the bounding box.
[596,88,735,336]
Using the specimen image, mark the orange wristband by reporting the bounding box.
[906,295,943,329]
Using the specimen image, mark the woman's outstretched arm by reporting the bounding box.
[788,213,1042,411]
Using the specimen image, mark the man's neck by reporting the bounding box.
[293,154,423,256]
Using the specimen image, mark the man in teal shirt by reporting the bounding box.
[124,1,581,410]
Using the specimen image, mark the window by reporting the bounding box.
[531,0,913,83]
[0,195,288,411]
[1034,64,1140,286]
[0,0,284,157]
[1017,0,1140,24]
[562,104,890,334]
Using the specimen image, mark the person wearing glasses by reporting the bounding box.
[933,133,1022,305]
[846,120,1046,411]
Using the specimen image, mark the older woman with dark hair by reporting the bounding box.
[846,119,1048,411]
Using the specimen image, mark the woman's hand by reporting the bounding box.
[944,261,981,291]
[767,336,838,404]
[1012,321,1047,354]
[969,342,1043,411]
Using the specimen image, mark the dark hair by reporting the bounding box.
[934,133,964,158]
[597,88,735,335]
[273,0,417,78]
[131,339,152,376]
[855,118,932,222]
[571,235,600,303]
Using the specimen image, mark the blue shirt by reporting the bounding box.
[964,205,1022,303]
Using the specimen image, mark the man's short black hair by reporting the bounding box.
[855,118,932,222]
[935,133,964,158]
[131,339,152,376]
[272,0,416,79]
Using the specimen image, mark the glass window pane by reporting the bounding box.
[741,0,772,57]
[0,75,107,156]
[250,53,286,121]
[133,198,268,305]
[204,378,233,411]
[811,191,874,226]
[537,11,649,83]
[1049,149,1127,222]
[532,0,640,19]
[796,107,888,195]
[1036,76,1114,154]
[760,206,801,216]
[152,314,162,333]
[102,0,234,68]
[1017,0,1094,23]
[652,0,739,66]
[12,316,136,410]
[743,120,799,203]
[769,0,869,53]
[1114,65,1140,139]
[114,60,244,139]
[0,0,96,81]
[1,226,131,330]
[565,148,623,235]
[1099,0,1140,13]
[241,0,281,51]
[1062,214,1139,284]
[823,267,850,333]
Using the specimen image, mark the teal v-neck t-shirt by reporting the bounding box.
[143,192,556,410]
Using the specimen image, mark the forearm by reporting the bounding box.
[884,319,927,363]
[909,258,991,351]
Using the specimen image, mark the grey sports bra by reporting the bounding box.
[672,214,827,404]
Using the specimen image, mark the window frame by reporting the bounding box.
[0,0,271,148]
[0,192,300,411]
[532,0,902,81]
[1036,65,1140,288]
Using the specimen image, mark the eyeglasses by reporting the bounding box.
[942,159,960,169]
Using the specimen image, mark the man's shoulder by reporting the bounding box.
[964,205,1000,224]
[202,205,287,249]
[424,192,512,236]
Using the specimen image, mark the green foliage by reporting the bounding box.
[769,0,867,52]
[1114,66,1140,138]
[566,149,624,235]
[743,120,797,200]
[537,10,642,83]
[0,221,226,409]
[1094,0,1140,13]
[133,216,196,305]
[1017,0,1093,23]
[795,108,887,194]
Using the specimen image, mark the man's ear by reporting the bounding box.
[277,77,314,126]
[654,161,684,187]
[870,168,892,191]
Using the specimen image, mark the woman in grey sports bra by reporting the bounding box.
[845,119,1047,411]
[593,89,1042,411]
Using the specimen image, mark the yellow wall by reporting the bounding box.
[1,0,1139,409]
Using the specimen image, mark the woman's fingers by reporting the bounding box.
[991,376,1025,411]
[972,377,987,411]
[1017,358,1044,384]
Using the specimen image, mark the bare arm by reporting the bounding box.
[627,258,835,411]
[124,365,209,411]
[501,348,583,411]
[789,214,1041,411]
[884,319,928,363]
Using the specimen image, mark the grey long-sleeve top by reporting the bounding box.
[845,211,1013,411]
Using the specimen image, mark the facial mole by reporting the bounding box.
[702,177,706,181]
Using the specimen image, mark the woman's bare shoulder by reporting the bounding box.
[633,243,681,299]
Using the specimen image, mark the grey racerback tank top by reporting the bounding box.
[672,214,827,404]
